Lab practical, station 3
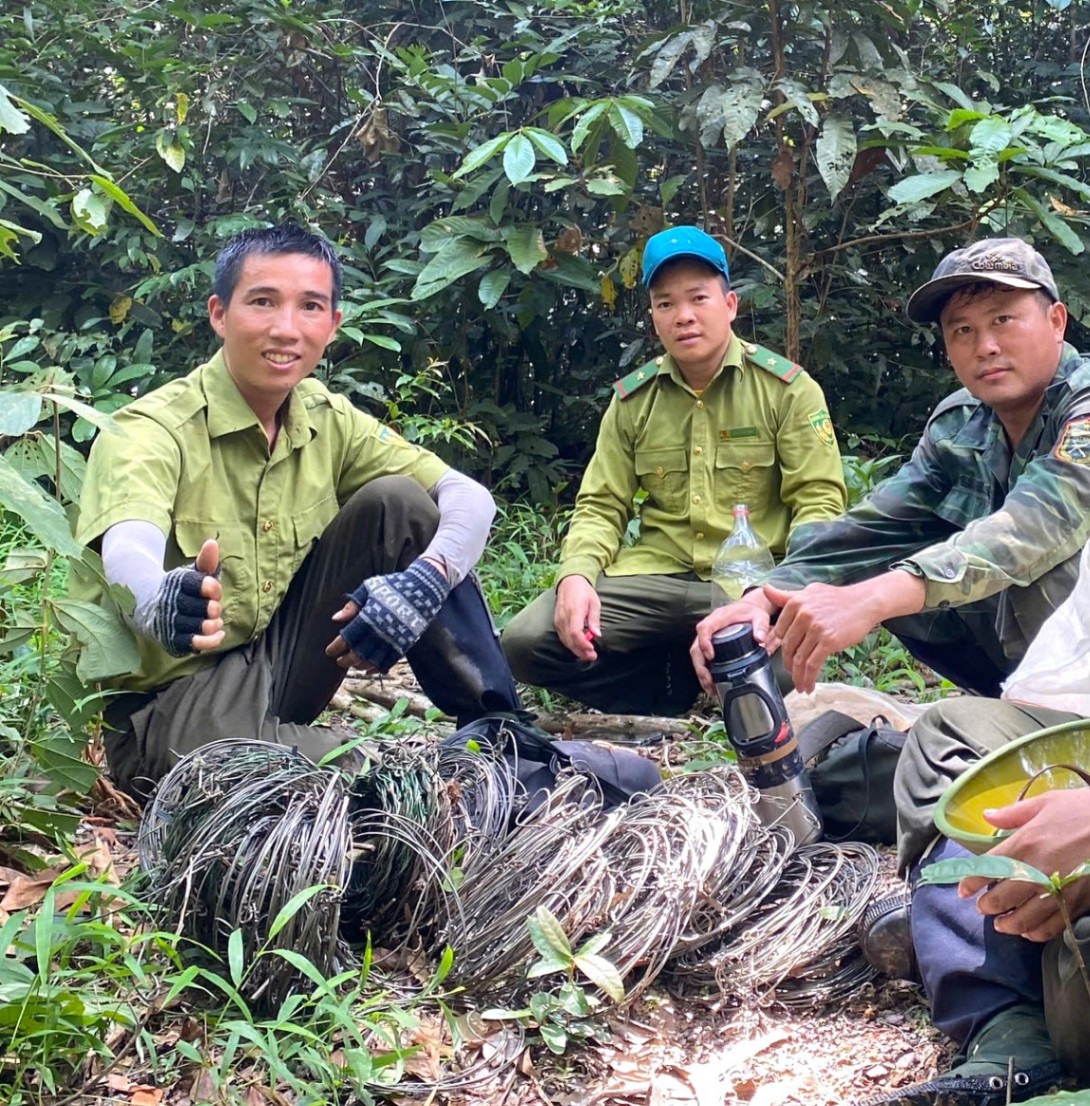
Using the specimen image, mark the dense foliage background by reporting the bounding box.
[3,0,1090,506]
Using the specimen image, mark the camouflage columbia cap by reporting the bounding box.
[906,237,1060,324]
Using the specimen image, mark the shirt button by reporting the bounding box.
[656,466,664,476]
[695,400,704,409]
[693,494,702,504]
[655,356,664,366]
[262,580,273,593]
[262,520,274,532]
[695,531,704,540]
[694,446,703,456]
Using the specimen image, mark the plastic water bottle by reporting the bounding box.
[710,503,775,609]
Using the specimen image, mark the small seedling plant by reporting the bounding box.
[482,905,625,1054]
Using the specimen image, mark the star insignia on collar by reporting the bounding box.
[637,371,646,380]
[766,356,776,366]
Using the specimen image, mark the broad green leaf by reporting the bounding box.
[888,169,964,204]
[577,930,612,957]
[51,598,142,682]
[0,455,81,555]
[964,158,1000,194]
[525,128,568,166]
[40,392,119,433]
[479,269,511,309]
[607,103,643,149]
[503,133,536,185]
[528,904,572,959]
[649,31,692,89]
[571,102,608,154]
[575,952,625,1003]
[777,79,819,128]
[175,92,190,125]
[970,117,1014,157]
[696,85,725,149]
[816,115,857,200]
[87,175,160,236]
[585,176,627,196]
[363,334,401,352]
[0,84,30,135]
[918,855,1054,888]
[410,238,491,300]
[453,133,510,179]
[526,955,569,978]
[504,226,548,275]
[936,85,979,114]
[238,100,257,124]
[72,188,109,233]
[29,726,99,791]
[228,928,245,986]
[660,174,687,206]
[155,130,186,173]
[0,391,43,435]
[1016,188,1085,255]
[538,1021,568,1054]
[721,74,764,149]
[0,180,66,228]
[1013,164,1090,203]
[420,215,502,253]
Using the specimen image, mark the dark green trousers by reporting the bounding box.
[105,477,518,799]
[503,572,729,715]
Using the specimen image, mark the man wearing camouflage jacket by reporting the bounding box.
[692,237,1090,702]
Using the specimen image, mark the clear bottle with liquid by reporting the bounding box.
[710,503,775,609]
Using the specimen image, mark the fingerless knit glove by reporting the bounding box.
[139,566,214,657]
[340,558,451,672]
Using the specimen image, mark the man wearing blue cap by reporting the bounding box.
[502,226,846,714]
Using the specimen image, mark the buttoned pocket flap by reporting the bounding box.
[635,449,689,477]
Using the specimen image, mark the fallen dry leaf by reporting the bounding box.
[130,1087,164,1106]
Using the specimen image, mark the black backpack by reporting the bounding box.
[797,710,908,844]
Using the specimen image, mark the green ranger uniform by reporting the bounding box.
[502,334,846,714]
[74,350,449,694]
[769,343,1090,688]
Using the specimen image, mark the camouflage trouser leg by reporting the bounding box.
[883,595,1014,698]
[104,476,518,799]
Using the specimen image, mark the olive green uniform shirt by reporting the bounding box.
[771,343,1090,661]
[558,334,847,583]
[74,350,449,692]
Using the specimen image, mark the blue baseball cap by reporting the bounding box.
[641,226,730,287]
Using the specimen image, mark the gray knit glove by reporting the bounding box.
[137,566,215,657]
[340,558,451,672]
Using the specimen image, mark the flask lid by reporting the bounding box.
[711,623,757,663]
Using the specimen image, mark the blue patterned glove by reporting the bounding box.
[340,558,451,672]
[142,566,214,657]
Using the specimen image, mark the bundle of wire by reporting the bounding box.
[140,729,881,1015]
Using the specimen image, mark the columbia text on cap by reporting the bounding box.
[906,237,1060,324]
[641,226,730,287]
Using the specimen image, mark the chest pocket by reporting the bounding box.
[291,495,338,574]
[635,448,689,513]
[172,520,253,637]
[715,440,777,510]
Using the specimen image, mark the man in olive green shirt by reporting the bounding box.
[502,227,846,715]
[75,224,519,797]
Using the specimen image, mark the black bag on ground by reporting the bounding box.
[796,710,908,844]
[441,714,662,815]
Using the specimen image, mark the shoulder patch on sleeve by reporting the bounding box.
[742,342,803,384]
[612,359,661,399]
[1054,416,1090,463]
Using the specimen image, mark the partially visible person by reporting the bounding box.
[693,237,1090,701]
[502,226,846,715]
[71,223,519,798]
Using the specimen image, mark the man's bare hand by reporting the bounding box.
[554,575,601,661]
[762,572,926,694]
[191,538,225,651]
[958,789,1090,942]
[326,596,376,673]
[690,594,777,696]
